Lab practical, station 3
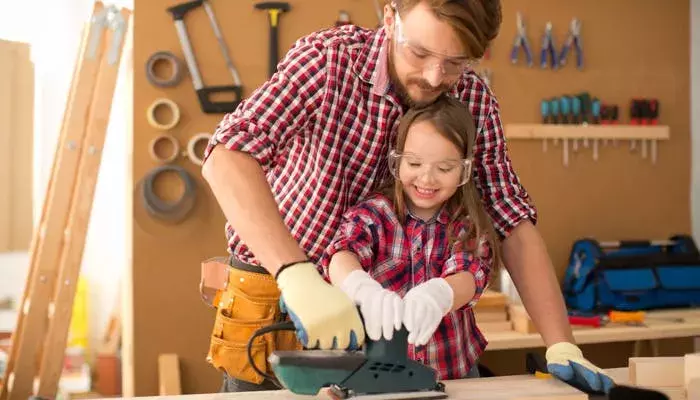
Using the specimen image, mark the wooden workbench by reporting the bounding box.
[95,368,633,399]
[484,308,700,351]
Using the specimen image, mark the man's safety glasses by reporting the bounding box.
[388,150,473,186]
[392,7,474,76]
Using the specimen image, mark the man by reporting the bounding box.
[201,0,615,394]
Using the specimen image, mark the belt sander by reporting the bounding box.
[249,321,447,400]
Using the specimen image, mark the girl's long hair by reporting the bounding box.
[379,94,502,270]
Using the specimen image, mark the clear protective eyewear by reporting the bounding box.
[388,150,473,186]
[392,6,475,76]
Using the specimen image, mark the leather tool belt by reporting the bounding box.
[200,256,301,384]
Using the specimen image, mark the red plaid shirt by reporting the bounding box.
[319,193,492,380]
[202,24,537,268]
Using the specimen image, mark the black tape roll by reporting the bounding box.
[146,51,184,88]
[141,165,196,221]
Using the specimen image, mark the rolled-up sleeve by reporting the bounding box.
[472,92,538,238]
[319,205,379,280]
[441,226,493,309]
[201,35,328,172]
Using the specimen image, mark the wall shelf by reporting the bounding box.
[505,124,670,141]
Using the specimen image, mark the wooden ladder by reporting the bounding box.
[0,3,131,399]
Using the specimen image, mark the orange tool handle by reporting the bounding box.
[608,310,646,323]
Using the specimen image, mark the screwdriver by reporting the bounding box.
[541,99,551,124]
[540,99,550,152]
[550,97,560,125]
[608,310,684,324]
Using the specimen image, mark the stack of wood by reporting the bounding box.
[508,303,538,334]
[628,354,700,400]
[473,290,513,334]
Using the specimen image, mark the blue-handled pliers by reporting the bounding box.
[540,22,557,69]
[510,12,533,67]
[559,18,583,70]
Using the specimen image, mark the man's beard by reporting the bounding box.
[387,43,451,108]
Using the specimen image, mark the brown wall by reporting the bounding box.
[131,0,692,395]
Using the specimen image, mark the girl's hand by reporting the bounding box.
[403,278,454,346]
[339,269,404,341]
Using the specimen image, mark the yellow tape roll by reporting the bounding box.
[147,98,180,130]
[186,132,213,166]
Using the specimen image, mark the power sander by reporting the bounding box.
[248,320,447,400]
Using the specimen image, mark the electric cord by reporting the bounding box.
[141,164,196,221]
[247,320,296,389]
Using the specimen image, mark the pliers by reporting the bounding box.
[510,12,533,67]
[559,17,583,69]
[540,22,557,69]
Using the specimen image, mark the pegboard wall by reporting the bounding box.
[131,0,692,395]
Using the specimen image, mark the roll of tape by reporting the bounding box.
[149,133,180,164]
[147,98,180,130]
[145,51,184,87]
[186,133,213,166]
[141,165,196,221]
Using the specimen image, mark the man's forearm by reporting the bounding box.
[502,220,574,346]
[202,145,308,276]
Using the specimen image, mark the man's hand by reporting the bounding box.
[276,262,365,349]
[403,278,454,346]
[546,342,616,394]
[339,270,404,341]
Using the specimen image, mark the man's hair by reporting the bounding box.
[392,0,502,59]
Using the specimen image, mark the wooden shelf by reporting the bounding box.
[505,124,670,140]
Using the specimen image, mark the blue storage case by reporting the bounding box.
[562,235,700,312]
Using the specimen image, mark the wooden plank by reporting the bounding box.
[485,308,700,351]
[0,3,106,400]
[11,41,34,251]
[35,6,131,398]
[687,353,700,390]
[158,354,182,396]
[505,124,670,141]
[0,40,15,251]
[0,39,34,252]
[628,356,684,387]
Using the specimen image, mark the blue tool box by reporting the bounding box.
[562,235,700,312]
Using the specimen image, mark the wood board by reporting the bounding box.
[0,39,34,252]
[91,368,631,400]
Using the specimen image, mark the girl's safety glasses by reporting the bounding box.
[388,150,473,187]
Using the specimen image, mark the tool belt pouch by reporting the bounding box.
[201,257,301,384]
[562,235,700,312]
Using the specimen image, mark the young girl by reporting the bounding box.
[319,94,501,380]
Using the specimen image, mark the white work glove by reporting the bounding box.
[276,262,365,349]
[403,278,453,346]
[339,270,404,341]
[546,342,616,394]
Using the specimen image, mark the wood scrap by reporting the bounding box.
[158,354,182,396]
[687,353,700,400]
[629,356,685,387]
[509,304,538,334]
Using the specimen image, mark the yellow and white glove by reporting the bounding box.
[276,262,365,349]
[339,270,404,341]
[403,278,453,346]
[546,342,616,394]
